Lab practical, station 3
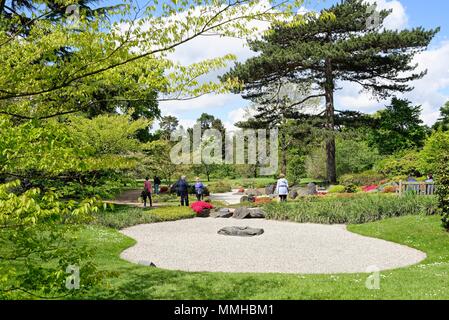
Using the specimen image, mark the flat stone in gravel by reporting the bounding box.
[218,226,264,237]
[120,218,426,274]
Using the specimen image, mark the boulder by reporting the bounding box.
[215,208,233,218]
[233,207,251,219]
[289,190,299,200]
[307,182,318,195]
[240,195,249,203]
[217,226,264,237]
[248,207,265,218]
[265,184,276,195]
[245,189,262,196]
[233,207,265,219]
[197,208,210,217]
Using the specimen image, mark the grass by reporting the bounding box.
[92,205,195,229]
[263,194,438,224]
[66,214,449,299]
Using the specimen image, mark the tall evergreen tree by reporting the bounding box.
[433,101,449,132]
[223,0,439,183]
[369,98,427,155]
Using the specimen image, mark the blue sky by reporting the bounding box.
[109,0,449,129]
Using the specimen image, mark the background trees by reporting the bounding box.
[223,0,438,183]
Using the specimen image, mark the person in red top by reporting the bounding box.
[142,176,152,208]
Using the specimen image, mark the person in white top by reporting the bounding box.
[276,174,289,202]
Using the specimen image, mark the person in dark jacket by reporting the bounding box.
[174,176,189,206]
[153,175,161,194]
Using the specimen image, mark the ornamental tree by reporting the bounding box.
[223,0,438,183]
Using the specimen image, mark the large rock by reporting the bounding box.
[307,183,318,195]
[233,207,265,219]
[245,189,262,196]
[240,195,249,203]
[265,184,276,195]
[197,208,210,217]
[214,208,233,218]
[248,207,265,218]
[217,226,264,237]
[289,190,299,200]
[233,207,251,219]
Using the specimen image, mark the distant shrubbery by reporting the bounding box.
[327,185,346,193]
[263,194,437,224]
[208,181,232,193]
[339,171,386,186]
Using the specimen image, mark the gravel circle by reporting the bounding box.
[119,218,426,274]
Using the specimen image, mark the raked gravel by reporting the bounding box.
[119,218,426,274]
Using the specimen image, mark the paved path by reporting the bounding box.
[120,218,426,274]
[209,189,243,205]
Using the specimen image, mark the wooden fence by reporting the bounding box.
[397,182,436,196]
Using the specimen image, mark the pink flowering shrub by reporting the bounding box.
[190,201,214,214]
[362,185,378,192]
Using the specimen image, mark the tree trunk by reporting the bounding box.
[324,59,337,184]
[280,128,287,175]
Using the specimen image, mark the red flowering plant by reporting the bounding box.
[190,201,214,214]
[254,197,272,204]
[362,185,378,192]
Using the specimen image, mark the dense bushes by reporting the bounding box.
[435,155,449,230]
[263,194,437,224]
[208,181,232,193]
[374,150,423,177]
[339,171,386,186]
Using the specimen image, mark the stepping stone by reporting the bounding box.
[217,226,264,237]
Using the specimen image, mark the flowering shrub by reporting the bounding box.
[254,197,272,204]
[190,201,214,214]
[238,188,245,193]
[383,186,398,193]
[159,186,169,193]
[362,185,378,192]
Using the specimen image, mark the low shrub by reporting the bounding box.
[254,197,272,204]
[344,184,358,193]
[208,181,232,193]
[159,186,169,193]
[383,186,398,193]
[92,205,194,229]
[339,171,386,186]
[263,194,437,225]
[328,185,346,194]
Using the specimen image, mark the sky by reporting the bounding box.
[118,0,449,130]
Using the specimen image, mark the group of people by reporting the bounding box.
[142,175,206,208]
[142,174,291,208]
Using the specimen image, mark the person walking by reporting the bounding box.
[276,174,289,202]
[142,177,153,208]
[153,175,161,195]
[194,177,205,201]
[175,176,190,206]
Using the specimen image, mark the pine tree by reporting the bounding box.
[223,0,439,183]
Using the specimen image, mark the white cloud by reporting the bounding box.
[367,0,409,30]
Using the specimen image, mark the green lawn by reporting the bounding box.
[71,214,449,300]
